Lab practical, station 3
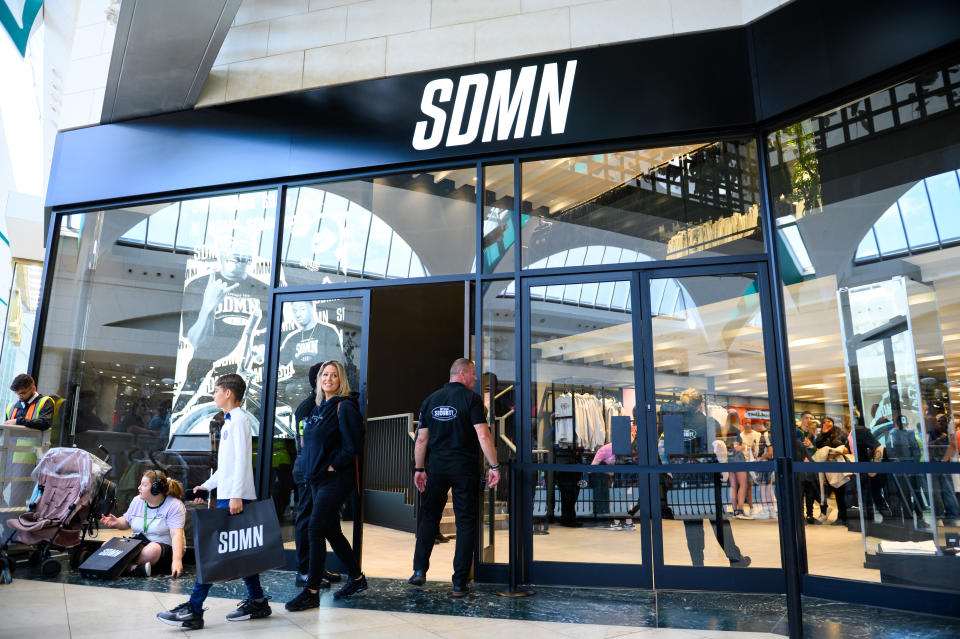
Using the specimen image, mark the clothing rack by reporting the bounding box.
[547,380,625,453]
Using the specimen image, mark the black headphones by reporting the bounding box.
[150,471,168,496]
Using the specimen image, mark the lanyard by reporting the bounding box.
[142,497,165,534]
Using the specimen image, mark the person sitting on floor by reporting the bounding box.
[100,470,186,577]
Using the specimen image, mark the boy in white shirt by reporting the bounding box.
[157,374,270,630]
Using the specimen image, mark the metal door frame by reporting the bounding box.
[262,287,371,570]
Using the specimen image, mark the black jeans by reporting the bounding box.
[307,468,360,589]
[413,473,480,587]
[294,477,312,575]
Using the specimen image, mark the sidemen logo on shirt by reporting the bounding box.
[432,406,458,421]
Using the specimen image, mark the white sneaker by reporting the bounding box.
[743,504,753,516]
[604,522,623,530]
[753,508,770,520]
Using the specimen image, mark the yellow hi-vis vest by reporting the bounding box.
[6,396,53,464]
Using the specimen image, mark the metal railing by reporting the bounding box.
[363,413,416,506]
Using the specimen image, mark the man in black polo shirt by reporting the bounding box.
[409,358,500,597]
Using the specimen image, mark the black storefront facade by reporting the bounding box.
[33,1,960,633]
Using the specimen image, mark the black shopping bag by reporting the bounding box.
[79,536,145,579]
[192,499,285,584]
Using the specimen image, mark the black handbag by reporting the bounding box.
[78,536,146,579]
[192,499,285,584]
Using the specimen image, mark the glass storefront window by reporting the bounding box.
[281,168,478,286]
[0,261,42,405]
[36,190,275,518]
[482,163,515,274]
[769,59,960,470]
[802,470,960,593]
[520,140,763,268]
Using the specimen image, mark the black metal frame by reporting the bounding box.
[27,39,960,631]
[264,286,371,566]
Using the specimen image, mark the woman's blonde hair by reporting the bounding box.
[315,359,352,405]
[142,469,184,500]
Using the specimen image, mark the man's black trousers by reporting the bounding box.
[413,473,480,587]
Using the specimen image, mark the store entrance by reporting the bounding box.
[521,263,786,592]
[268,282,480,580]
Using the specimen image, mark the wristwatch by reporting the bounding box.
[414,467,425,472]
[489,464,500,471]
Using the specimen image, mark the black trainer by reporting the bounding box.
[285,588,320,612]
[225,597,272,621]
[452,584,469,598]
[157,602,204,630]
[333,574,368,600]
[407,570,426,587]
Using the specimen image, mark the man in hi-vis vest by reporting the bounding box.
[3,374,54,510]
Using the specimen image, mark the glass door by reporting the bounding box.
[639,264,786,592]
[265,290,369,575]
[521,272,653,587]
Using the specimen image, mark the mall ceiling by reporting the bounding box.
[100,0,241,123]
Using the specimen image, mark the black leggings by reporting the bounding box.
[307,468,360,589]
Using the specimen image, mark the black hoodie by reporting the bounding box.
[301,394,363,480]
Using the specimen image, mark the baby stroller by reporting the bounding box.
[0,446,114,580]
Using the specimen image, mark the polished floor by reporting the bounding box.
[4,557,960,639]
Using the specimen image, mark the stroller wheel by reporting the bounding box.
[41,558,62,578]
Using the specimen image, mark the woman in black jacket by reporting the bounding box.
[813,417,850,525]
[285,360,367,611]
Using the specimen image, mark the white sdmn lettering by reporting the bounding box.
[217,525,265,554]
[412,60,577,150]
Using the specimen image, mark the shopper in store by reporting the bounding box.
[795,411,821,524]
[285,360,366,612]
[100,470,186,577]
[726,411,749,518]
[408,358,500,597]
[927,413,960,523]
[852,416,887,521]
[814,417,850,525]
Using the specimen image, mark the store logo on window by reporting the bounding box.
[412,60,578,151]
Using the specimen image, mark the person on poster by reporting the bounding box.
[408,358,500,597]
[173,231,269,422]
[277,300,343,402]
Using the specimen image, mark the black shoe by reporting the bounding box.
[435,533,450,543]
[132,563,151,577]
[157,602,204,630]
[295,572,308,587]
[805,516,817,525]
[730,556,752,568]
[323,569,342,583]
[452,584,469,598]
[334,574,368,600]
[408,570,426,587]
[225,597,272,621]
[285,588,320,612]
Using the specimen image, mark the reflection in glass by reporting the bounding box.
[528,279,637,548]
[483,164,515,274]
[480,280,516,563]
[272,297,364,540]
[520,140,762,268]
[531,470,644,565]
[769,59,960,476]
[804,471,960,593]
[281,169,477,286]
[661,470,779,568]
[37,191,275,527]
[651,274,776,527]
